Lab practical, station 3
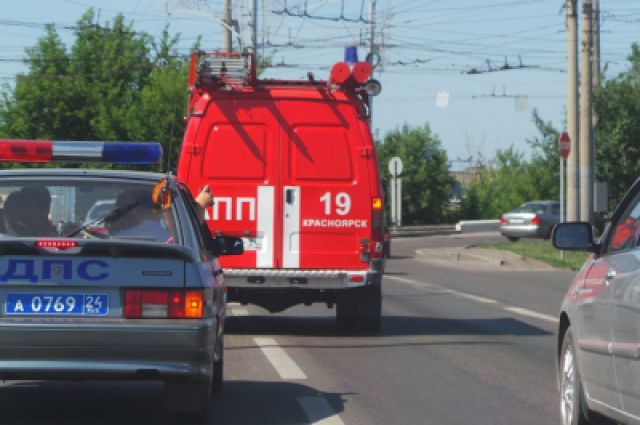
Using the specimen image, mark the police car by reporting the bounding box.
[0,140,242,419]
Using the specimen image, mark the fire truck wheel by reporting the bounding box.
[336,292,359,333]
[336,282,382,333]
[359,282,382,332]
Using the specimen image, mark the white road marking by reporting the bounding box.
[297,396,345,425]
[227,302,241,306]
[385,275,558,324]
[254,337,307,380]
[503,307,559,324]
[453,292,499,304]
[230,308,249,316]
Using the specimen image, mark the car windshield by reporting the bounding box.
[512,203,546,214]
[0,178,178,243]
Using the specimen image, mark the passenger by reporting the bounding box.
[195,184,214,218]
[108,188,171,242]
[20,186,55,235]
[3,188,56,237]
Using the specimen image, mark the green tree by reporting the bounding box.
[595,43,640,207]
[0,25,73,139]
[459,110,561,219]
[0,10,191,171]
[376,123,455,224]
[68,10,152,142]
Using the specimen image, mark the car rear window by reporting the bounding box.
[513,203,546,213]
[0,178,179,243]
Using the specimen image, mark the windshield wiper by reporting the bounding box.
[66,202,140,238]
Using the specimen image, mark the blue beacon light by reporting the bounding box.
[102,143,163,164]
[344,46,359,64]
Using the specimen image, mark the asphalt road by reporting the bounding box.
[0,232,575,424]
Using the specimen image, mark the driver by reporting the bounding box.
[108,188,171,242]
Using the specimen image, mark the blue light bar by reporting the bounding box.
[102,143,163,164]
[0,140,163,164]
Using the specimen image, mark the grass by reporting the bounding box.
[477,238,590,271]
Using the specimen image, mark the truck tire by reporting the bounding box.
[336,281,382,333]
[359,282,382,332]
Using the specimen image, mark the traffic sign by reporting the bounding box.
[388,157,403,177]
[559,131,571,160]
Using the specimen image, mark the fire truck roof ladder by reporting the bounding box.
[198,51,255,86]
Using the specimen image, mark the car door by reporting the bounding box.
[574,253,619,408]
[606,189,640,416]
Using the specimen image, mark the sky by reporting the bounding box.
[1,0,640,167]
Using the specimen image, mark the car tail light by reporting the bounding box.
[36,239,78,249]
[531,216,541,225]
[499,215,506,225]
[124,289,204,319]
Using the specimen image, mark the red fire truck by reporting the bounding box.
[177,50,384,332]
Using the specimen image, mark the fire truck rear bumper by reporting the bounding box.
[222,268,378,289]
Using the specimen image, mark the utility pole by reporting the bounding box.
[592,0,600,193]
[223,0,233,52]
[579,0,594,223]
[367,0,377,121]
[249,0,258,55]
[566,0,579,221]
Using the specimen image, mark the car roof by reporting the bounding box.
[0,168,168,183]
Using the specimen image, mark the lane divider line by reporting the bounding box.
[230,308,250,316]
[254,337,307,380]
[297,396,346,425]
[453,292,499,304]
[385,275,559,324]
[503,306,559,324]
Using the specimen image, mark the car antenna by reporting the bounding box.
[165,100,179,174]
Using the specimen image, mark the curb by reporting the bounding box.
[455,220,500,233]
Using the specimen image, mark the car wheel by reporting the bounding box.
[165,377,211,422]
[560,328,608,425]
[212,335,224,394]
[507,236,519,242]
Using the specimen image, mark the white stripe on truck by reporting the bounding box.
[257,186,275,268]
[283,186,300,268]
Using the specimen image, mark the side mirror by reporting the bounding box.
[212,235,244,256]
[552,222,595,251]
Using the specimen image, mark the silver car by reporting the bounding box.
[499,200,560,242]
[0,167,242,420]
[553,178,640,425]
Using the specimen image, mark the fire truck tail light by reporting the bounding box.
[124,289,204,319]
[372,196,383,211]
[349,274,364,283]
